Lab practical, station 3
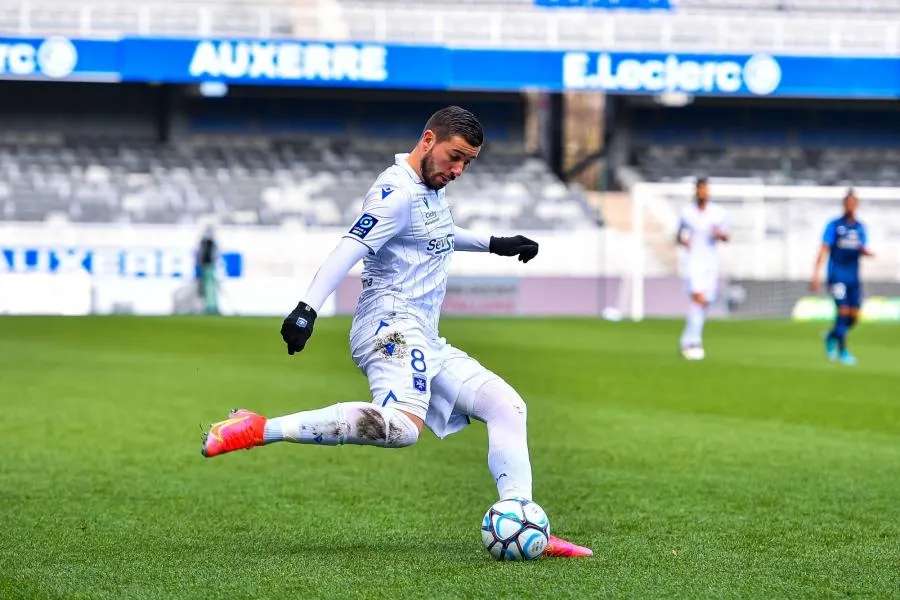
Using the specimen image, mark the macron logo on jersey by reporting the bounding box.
[381,185,394,199]
[349,214,379,239]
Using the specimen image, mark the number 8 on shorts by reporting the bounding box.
[411,349,427,373]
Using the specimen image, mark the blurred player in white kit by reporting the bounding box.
[675,177,729,360]
[200,106,591,558]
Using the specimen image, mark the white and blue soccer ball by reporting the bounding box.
[481,498,550,561]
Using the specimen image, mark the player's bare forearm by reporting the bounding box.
[811,244,829,290]
[711,227,729,243]
[862,247,875,258]
[816,242,830,266]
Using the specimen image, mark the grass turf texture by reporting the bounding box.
[1,316,898,599]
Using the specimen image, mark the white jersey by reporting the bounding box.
[344,153,454,338]
[678,201,728,271]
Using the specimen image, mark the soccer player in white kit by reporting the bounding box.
[675,177,729,360]
[201,106,591,558]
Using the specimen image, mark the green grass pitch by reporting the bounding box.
[1,316,898,599]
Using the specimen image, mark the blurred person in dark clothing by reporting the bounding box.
[197,227,219,315]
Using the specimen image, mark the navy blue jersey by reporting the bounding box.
[822,217,867,284]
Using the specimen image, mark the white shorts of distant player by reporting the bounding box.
[684,263,720,305]
[350,317,497,439]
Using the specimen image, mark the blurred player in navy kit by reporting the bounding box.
[811,190,874,365]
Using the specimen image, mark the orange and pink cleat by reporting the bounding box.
[201,409,267,458]
[543,534,593,558]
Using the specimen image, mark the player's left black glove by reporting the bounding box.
[489,235,539,263]
[280,301,317,355]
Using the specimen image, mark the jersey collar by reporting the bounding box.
[395,153,423,185]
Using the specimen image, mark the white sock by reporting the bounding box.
[690,302,707,347]
[680,312,692,349]
[263,402,419,448]
[465,378,533,500]
[682,301,706,348]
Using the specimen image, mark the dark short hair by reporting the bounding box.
[695,176,709,187]
[423,106,484,147]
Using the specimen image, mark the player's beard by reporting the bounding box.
[420,150,447,190]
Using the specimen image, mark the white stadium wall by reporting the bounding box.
[0,222,617,317]
[3,185,898,321]
[627,182,900,321]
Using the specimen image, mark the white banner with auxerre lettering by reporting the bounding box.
[0,223,607,316]
[0,223,322,316]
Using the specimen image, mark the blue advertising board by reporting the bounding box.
[1,247,243,279]
[0,36,119,81]
[1,34,899,99]
[118,38,450,89]
[555,52,900,98]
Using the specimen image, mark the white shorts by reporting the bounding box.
[349,316,497,439]
[685,266,719,303]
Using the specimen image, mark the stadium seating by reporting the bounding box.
[630,145,900,187]
[0,135,597,230]
[332,1,896,53]
[339,0,900,12]
[536,0,900,13]
[627,105,900,187]
[6,0,898,55]
[0,0,301,39]
[667,0,900,14]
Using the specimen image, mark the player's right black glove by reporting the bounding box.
[280,301,317,355]
[489,235,539,263]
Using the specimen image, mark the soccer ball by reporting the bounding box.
[481,498,550,561]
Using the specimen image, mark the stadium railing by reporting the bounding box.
[533,0,673,9]
[3,1,899,56]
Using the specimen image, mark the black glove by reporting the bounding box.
[281,301,317,355]
[489,235,539,263]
